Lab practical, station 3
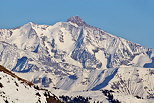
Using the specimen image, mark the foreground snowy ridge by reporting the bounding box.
[0,16,153,103]
[0,65,62,103]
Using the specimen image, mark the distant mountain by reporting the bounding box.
[0,16,153,103]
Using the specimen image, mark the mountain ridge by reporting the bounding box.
[0,16,153,103]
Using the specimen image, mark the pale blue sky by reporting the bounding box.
[0,0,154,48]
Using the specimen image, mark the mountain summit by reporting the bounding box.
[67,16,89,26]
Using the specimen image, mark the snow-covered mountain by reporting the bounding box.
[0,16,154,102]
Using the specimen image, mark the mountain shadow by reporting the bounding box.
[144,57,154,68]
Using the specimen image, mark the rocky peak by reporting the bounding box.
[67,16,89,27]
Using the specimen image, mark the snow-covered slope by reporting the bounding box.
[0,16,154,102]
[0,65,62,103]
[105,67,154,103]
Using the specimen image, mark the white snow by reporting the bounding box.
[0,72,47,103]
[0,17,153,103]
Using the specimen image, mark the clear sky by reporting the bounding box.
[0,0,154,48]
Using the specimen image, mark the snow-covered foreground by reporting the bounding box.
[0,16,153,102]
[0,66,61,103]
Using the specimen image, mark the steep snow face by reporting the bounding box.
[7,22,39,52]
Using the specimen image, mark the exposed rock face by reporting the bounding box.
[67,16,89,27]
